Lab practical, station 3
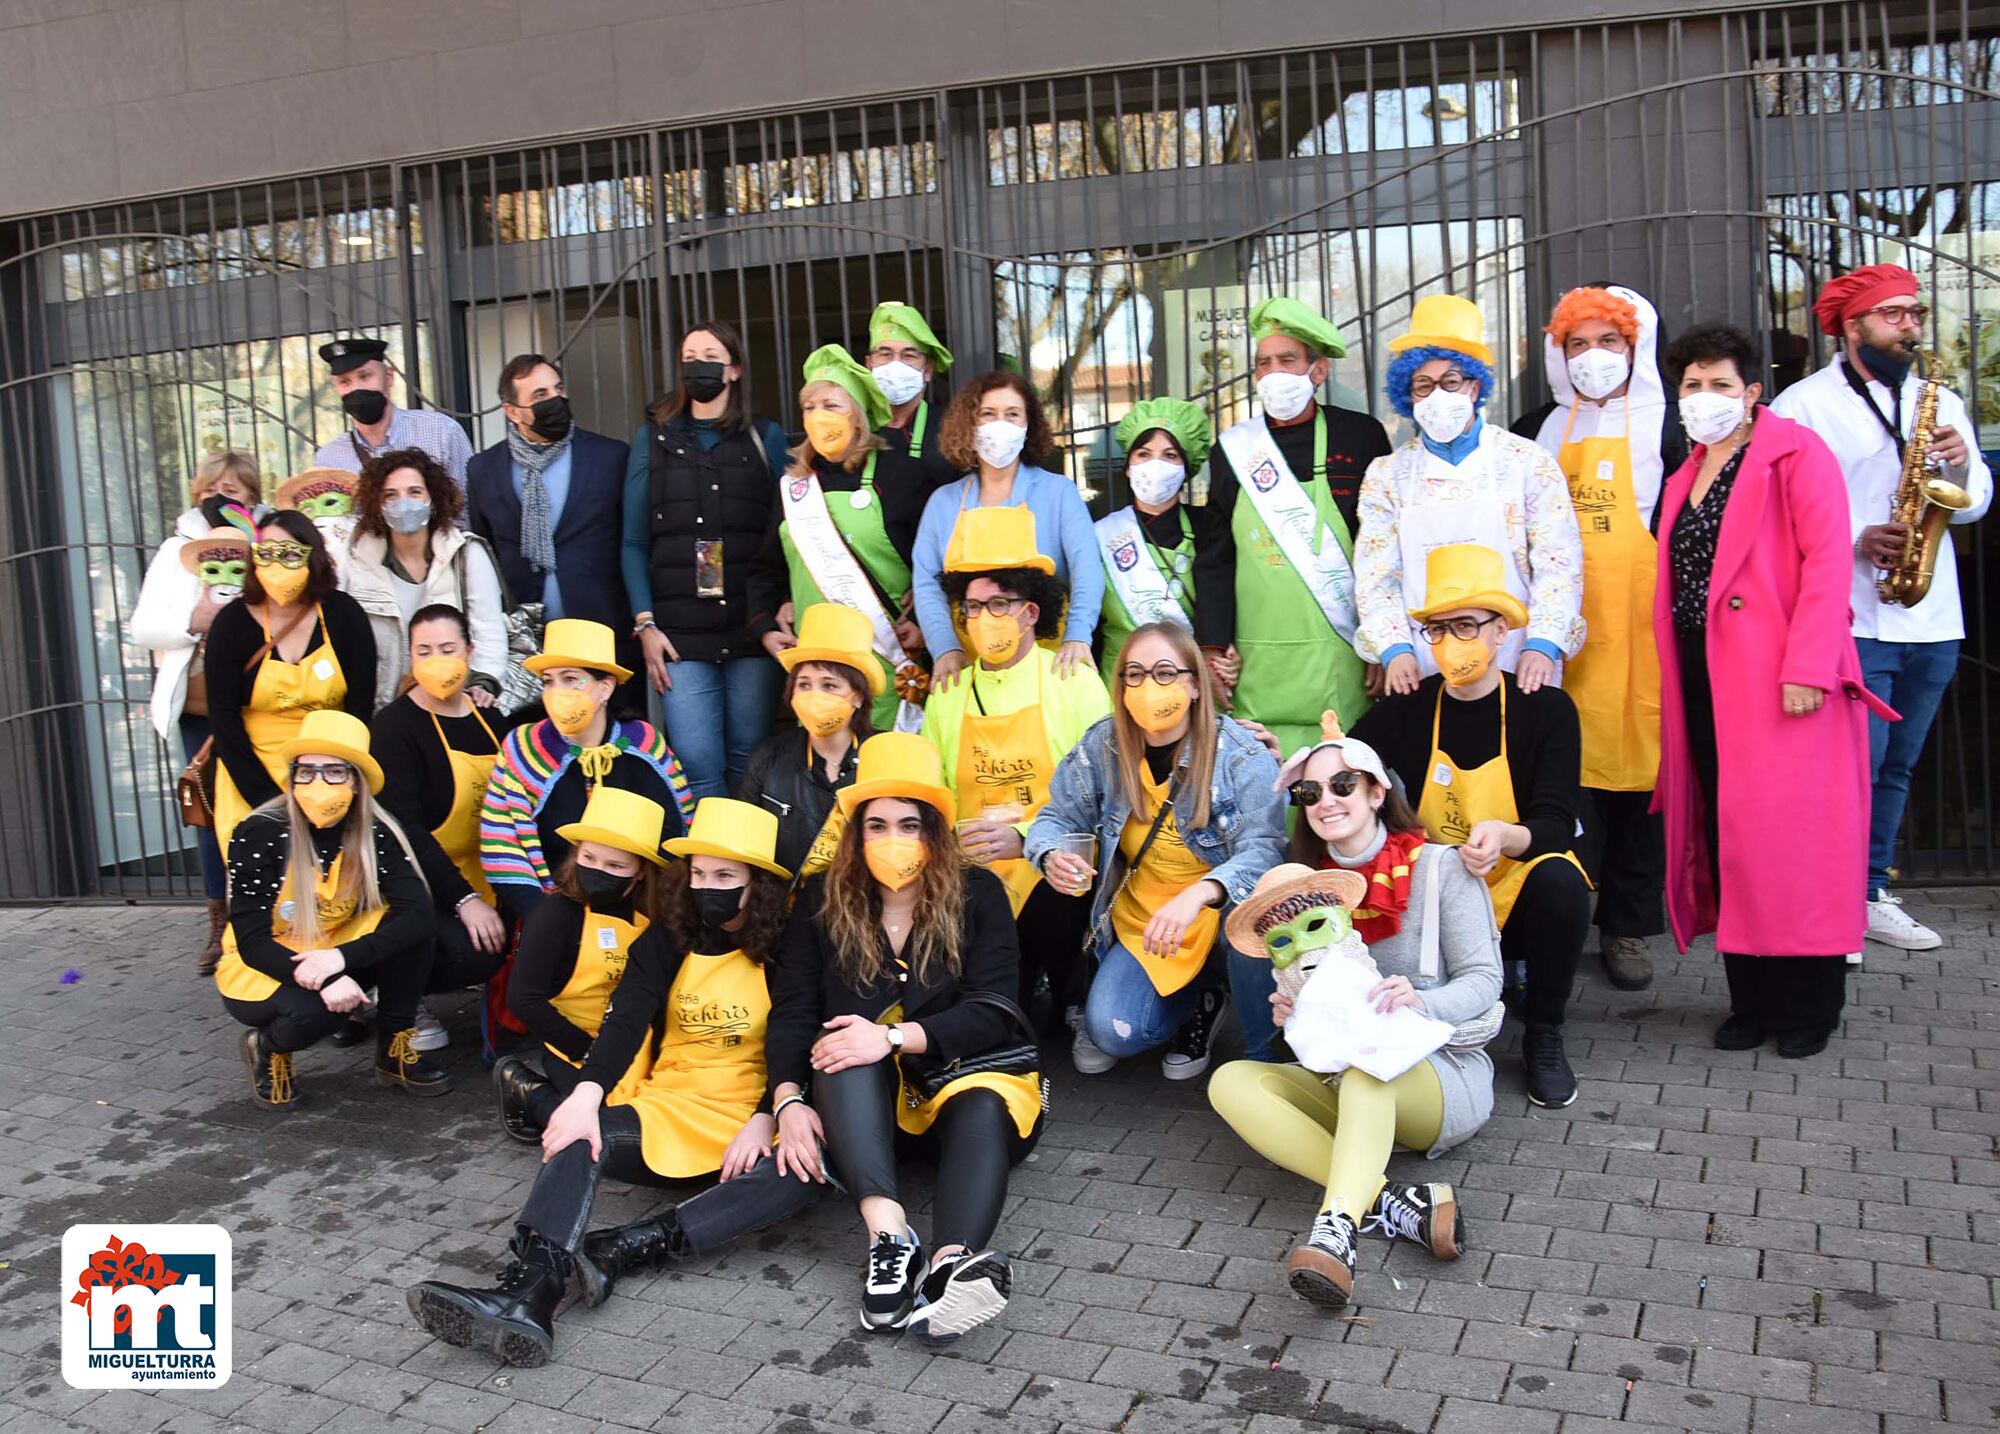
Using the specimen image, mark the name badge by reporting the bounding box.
[312,659,335,681]
[849,489,873,510]
[597,925,620,950]
[1432,763,1453,787]
[1596,459,1616,484]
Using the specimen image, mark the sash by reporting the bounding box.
[1095,508,1193,632]
[781,470,925,733]
[1217,419,1359,644]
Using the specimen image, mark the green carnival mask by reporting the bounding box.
[199,558,247,588]
[298,492,353,518]
[1261,901,1354,970]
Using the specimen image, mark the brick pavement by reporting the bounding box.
[0,894,1995,1434]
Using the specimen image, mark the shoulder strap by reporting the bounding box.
[1419,843,1443,982]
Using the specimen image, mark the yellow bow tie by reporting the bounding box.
[576,742,619,787]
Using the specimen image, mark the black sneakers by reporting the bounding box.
[1363,1182,1464,1261]
[903,1249,1013,1346]
[1522,1024,1577,1109]
[1163,988,1229,1081]
[861,1229,922,1329]
[1286,1207,1358,1308]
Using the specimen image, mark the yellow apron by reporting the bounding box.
[545,907,648,1069]
[1414,683,1585,930]
[954,664,1056,915]
[429,707,500,903]
[608,946,770,1178]
[213,607,347,855]
[215,849,384,1003]
[1557,406,1662,793]
[882,994,1042,1141]
[1111,765,1220,997]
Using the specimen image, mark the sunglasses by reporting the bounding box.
[291,762,354,786]
[1289,771,1363,805]
[252,540,312,568]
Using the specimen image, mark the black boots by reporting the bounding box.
[573,1214,689,1308]
[241,1029,296,1107]
[406,1235,571,1367]
[375,1027,452,1096]
[493,1056,548,1144]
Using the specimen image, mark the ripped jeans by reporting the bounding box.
[1080,940,1207,1058]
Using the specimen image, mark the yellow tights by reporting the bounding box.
[1207,1060,1445,1220]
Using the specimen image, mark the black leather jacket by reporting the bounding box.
[735,728,858,877]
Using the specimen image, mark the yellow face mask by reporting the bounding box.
[864,835,928,891]
[1123,678,1191,734]
[1437,635,1495,687]
[792,688,854,737]
[257,563,310,605]
[544,687,601,736]
[296,781,354,829]
[413,655,469,701]
[804,410,854,461]
[965,611,1025,666]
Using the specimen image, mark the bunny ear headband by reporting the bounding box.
[1274,710,1393,793]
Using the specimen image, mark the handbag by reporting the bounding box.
[175,606,312,830]
[1416,845,1506,1052]
[900,989,1044,1104]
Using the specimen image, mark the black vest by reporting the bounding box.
[645,416,779,661]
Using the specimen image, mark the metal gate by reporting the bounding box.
[1,0,1994,899]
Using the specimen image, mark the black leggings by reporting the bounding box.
[1578,787,1665,939]
[1015,880,1093,1012]
[430,911,507,993]
[1500,857,1592,1028]
[814,1062,1040,1253]
[222,930,432,1051]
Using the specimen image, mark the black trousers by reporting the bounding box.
[1015,879,1093,1012]
[814,1061,1040,1253]
[430,912,507,993]
[1501,857,1592,1028]
[1578,787,1666,938]
[223,933,431,1052]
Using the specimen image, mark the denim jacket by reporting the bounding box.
[1024,715,1286,948]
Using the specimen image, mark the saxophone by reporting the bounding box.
[1879,351,1973,608]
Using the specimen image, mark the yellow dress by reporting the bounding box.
[214,848,383,1003]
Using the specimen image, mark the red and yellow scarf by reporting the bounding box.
[1322,829,1427,945]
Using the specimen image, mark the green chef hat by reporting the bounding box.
[1115,397,1214,473]
[1249,296,1348,360]
[801,343,892,430]
[868,301,954,372]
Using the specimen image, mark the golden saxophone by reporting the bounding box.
[1878,350,1972,608]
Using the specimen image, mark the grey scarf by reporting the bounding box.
[507,426,572,573]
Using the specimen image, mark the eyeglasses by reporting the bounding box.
[251,540,312,568]
[1419,613,1504,644]
[961,595,1026,619]
[290,762,354,786]
[1120,662,1195,688]
[1862,303,1929,327]
[1289,771,1363,805]
[1408,371,1472,399]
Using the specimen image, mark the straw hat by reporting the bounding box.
[555,787,670,868]
[1224,862,1369,960]
[274,468,357,513]
[942,505,1056,576]
[276,709,384,794]
[524,618,634,684]
[662,796,791,878]
[1388,294,1495,368]
[1407,543,1529,629]
[836,731,956,823]
[779,604,887,696]
[179,527,252,575]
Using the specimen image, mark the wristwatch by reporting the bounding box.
[885,1025,905,1052]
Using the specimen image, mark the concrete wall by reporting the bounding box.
[1,0,1761,219]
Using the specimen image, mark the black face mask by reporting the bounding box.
[1858,342,1912,390]
[575,865,635,905]
[681,361,729,403]
[528,395,573,442]
[341,388,390,425]
[696,884,747,931]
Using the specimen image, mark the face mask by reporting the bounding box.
[1256,371,1317,422]
[527,395,572,442]
[804,410,853,460]
[575,864,635,904]
[965,611,1025,666]
[681,360,728,403]
[865,835,928,891]
[1858,343,1911,390]
[1123,678,1191,734]
[973,419,1028,469]
[299,492,353,518]
[1679,392,1746,446]
[199,559,247,602]
[696,884,747,930]
[871,361,925,407]
[1436,634,1494,687]
[1127,458,1187,507]
[296,781,354,829]
[792,688,854,737]
[1413,389,1476,444]
[382,496,432,535]
[1566,348,1630,401]
[340,388,389,426]
[544,687,601,736]
[256,563,310,605]
[413,655,468,701]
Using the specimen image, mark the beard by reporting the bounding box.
[1859,321,1916,359]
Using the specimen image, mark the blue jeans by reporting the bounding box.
[1856,636,1960,898]
[1080,933,1280,1063]
[180,715,226,900]
[656,655,784,800]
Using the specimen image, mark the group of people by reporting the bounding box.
[131,266,1989,1358]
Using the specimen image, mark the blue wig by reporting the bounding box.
[1385,346,1495,419]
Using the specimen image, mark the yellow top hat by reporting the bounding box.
[942,505,1056,577]
[837,731,956,823]
[1409,543,1529,629]
[180,527,252,574]
[555,787,670,868]
[662,796,791,878]
[1388,294,1495,368]
[524,618,634,684]
[277,709,385,794]
[779,604,887,696]
[273,467,357,510]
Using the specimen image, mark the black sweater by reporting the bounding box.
[508,892,642,1062]
[736,728,857,878]
[224,810,433,984]
[205,593,377,810]
[577,921,763,1103]
[762,866,1020,1101]
[369,695,499,908]
[1349,673,1583,860]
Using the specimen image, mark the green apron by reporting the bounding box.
[1097,509,1196,689]
[780,453,912,732]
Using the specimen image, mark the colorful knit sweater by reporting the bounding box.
[479,718,694,891]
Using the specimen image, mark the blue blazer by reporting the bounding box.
[466,428,632,632]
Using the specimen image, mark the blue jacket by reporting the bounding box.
[1024,714,1285,949]
[465,428,632,632]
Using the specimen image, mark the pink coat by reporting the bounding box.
[1652,409,1895,956]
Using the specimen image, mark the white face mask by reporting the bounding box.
[871,361,925,407]
[1567,348,1630,401]
[1679,391,1746,446]
[1413,388,1476,444]
[1127,458,1187,507]
[974,418,1028,469]
[1256,370,1317,423]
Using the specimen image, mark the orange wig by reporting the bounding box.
[1546,288,1639,346]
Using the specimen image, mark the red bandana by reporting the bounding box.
[1323,829,1428,945]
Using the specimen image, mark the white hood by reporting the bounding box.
[1534,284,1669,527]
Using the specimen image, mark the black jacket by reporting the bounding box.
[369,694,499,908]
[465,428,633,632]
[762,866,1021,1101]
[642,414,785,662]
[735,729,858,877]
[224,810,434,985]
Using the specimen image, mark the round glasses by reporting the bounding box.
[291,762,354,786]
[1418,614,1504,644]
[1862,303,1929,327]
[961,595,1027,619]
[251,541,312,568]
[1408,371,1472,399]
[1120,662,1195,688]
[1289,771,1363,805]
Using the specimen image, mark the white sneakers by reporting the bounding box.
[410,1002,449,1052]
[1865,889,1942,951]
[1068,1006,1116,1075]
